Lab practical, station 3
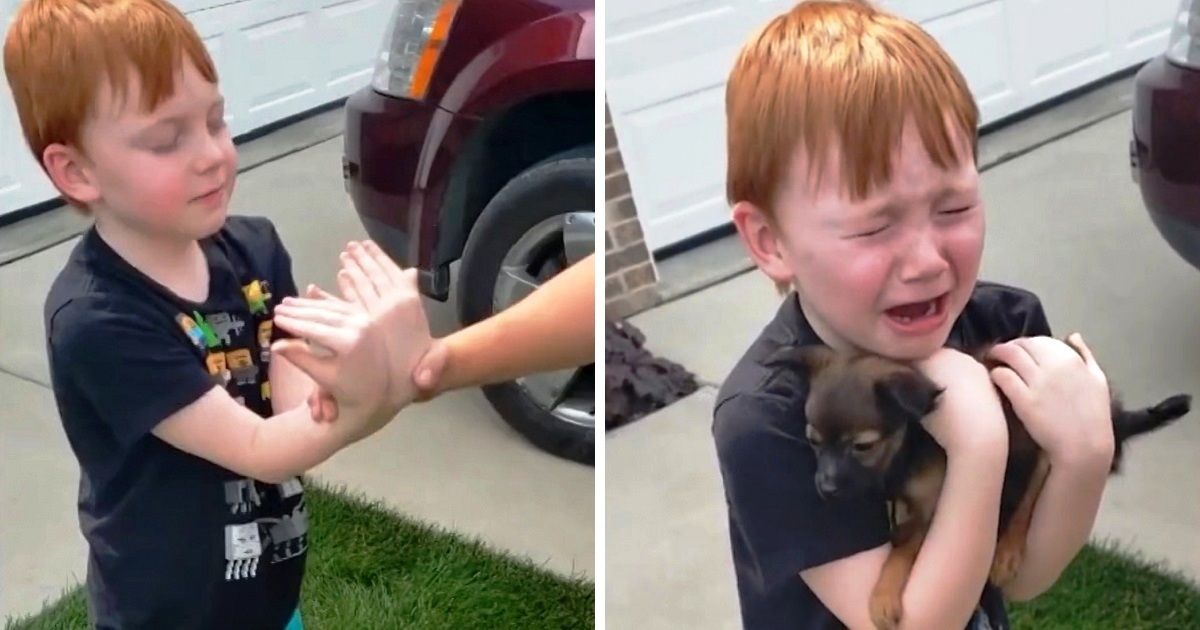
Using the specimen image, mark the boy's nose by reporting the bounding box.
[898,232,950,283]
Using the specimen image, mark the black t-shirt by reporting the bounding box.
[712,281,1053,630]
[44,216,309,630]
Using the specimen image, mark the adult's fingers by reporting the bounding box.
[348,241,392,295]
[1012,336,1083,366]
[339,251,381,311]
[362,240,408,286]
[336,269,363,306]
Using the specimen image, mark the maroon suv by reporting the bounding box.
[1131,1,1200,270]
[341,0,595,465]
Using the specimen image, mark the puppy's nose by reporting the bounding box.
[815,477,839,498]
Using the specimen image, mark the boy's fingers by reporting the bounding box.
[281,296,355,315]
[306,284,339,302]
[987,341,1038,378]
[272,343,337,390]
[336,269,363,306]
[989,367,1030,407]
[1065,332,1098,367]
[274,303,350,327]
[271,316,347,352]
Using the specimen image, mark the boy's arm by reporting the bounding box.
[998,450,1110,601]
[802,444,1008,629]
[152,386,359,483]
[50,299,362,485]
[992,299,1111,601]
[269,355,319,414]
[715,389,1007,630]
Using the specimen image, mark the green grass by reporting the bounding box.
[1009,538,1200,629]
[4,480,594,630]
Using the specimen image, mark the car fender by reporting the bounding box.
[436,9,595,118]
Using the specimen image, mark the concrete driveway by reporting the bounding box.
[0,130,594,620]
[607,109,1200,628]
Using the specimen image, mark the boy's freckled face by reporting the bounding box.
[772,121,984,360]
[78,59,237,239]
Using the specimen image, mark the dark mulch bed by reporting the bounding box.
[605,319,700,430]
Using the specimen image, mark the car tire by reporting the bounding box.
[457,146,596,466]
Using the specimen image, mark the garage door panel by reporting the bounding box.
[237,4,322,128]
[618,87,729,251]
[1111,0,1176,67]
[883,0,995,24]
[319,0,391,92]
[186,8,241,131]
[921,2,1018,125]
[607,4,741,81]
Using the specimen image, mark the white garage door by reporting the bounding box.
[0,0,392,217]
[607,0,1181,253]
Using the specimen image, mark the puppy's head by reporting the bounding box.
[766,344,944,500]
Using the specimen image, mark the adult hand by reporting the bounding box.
[273,241,434,425]
[916,347,1009,458]
[987,334,1113,464]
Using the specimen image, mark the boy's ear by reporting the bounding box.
[874,370,943,423]
[42,143,102,205]
[731,201,793,286]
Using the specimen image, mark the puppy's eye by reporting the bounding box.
[852,442,876,452]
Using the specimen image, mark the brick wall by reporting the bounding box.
[604,102,661,320]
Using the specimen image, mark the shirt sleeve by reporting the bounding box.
[48,298,218,450]
[713,392,891,589]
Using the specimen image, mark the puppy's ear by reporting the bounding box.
[874,370,944,423]
[763,344,835,379]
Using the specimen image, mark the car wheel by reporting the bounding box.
[457,146,596,466]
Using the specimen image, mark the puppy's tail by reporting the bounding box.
[1113,394,1191,443]
[1110,394,1190,474]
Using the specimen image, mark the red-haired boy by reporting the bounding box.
[3,1,426,627]
[714,2,1114,628]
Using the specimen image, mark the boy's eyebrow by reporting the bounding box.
[135,96,226,133]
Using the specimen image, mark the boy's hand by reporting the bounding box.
[916,348,1009,457]
[987,334,1114,464]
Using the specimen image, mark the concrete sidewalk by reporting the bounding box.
[607,110,1200,627]
[0,133,594,620]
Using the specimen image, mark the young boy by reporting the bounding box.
[4,1,426,627]
[714,2,1114,629]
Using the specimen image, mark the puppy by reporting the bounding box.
[765,342,1191,630]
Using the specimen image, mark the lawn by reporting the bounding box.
[1008,539,1200,629]
[3,479,594,630]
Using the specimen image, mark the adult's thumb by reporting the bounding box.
[412,341,448,393]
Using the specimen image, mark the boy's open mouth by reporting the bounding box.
[884,293,948,332]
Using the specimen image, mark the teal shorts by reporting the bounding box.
[285,608,303,630]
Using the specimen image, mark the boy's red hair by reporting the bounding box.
[726,0,978,215]
[3,0,217,210]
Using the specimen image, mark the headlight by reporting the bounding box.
[370,0,461,100]
[1166,0,1200,69]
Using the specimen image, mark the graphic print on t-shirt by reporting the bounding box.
[184,274,309,585]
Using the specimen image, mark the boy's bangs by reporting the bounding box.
[725,2,979,212]
[4,0,216,163]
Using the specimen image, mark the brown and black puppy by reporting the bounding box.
[765,342,1191,630]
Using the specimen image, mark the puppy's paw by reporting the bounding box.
[990,543,1023,587]
[869,589,903,630]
